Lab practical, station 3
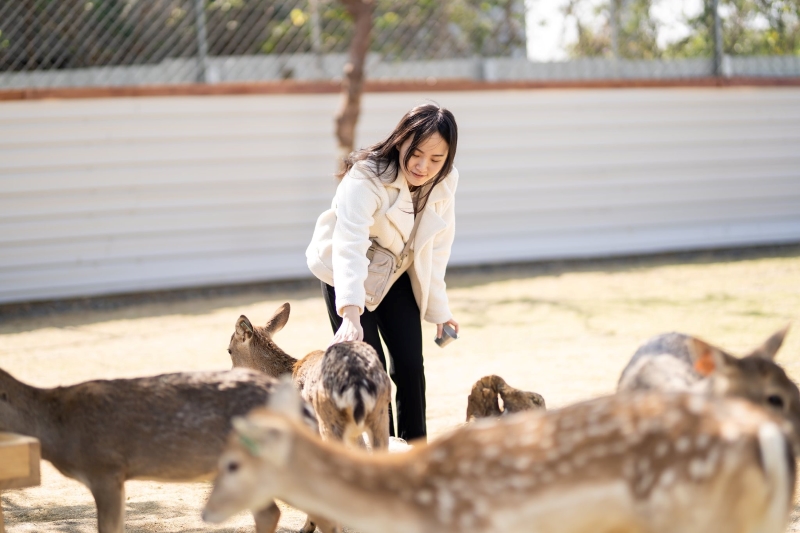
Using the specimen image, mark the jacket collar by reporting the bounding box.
[384,177,415,241]
[385,172,452,246]
[385,170,453,204]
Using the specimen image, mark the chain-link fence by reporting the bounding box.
[0,0,797,89]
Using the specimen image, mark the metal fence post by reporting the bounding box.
[309,0,325,79]
[194,0,210,83]
[610,0,619,60]
[711,0,723,76]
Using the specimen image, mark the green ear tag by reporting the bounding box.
[239,434,261,457]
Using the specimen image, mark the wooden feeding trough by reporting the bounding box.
[0,433,41,533]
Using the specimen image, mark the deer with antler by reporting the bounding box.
[204,376,797,533]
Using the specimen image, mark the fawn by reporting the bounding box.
[229,303,391,450]
[466,374,545,421]
[204,378,795,533]
[0,367,317,533]
[617,326,800,450]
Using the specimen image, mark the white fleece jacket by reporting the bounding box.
[306,162,458,324]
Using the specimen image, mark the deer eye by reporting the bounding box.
[227,349,232,355]
[766,395,785,409]
[227,461,240,473]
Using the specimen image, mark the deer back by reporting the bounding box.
[208,389,795,533]
[617,327,800,448]
[0,367,317,483]
[618,332,701,392]
[303,342,391,448]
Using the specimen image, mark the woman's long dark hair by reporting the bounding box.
[337,103,458,214]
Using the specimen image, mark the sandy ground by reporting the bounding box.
[1,246,800,532]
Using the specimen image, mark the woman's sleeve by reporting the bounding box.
[424,169,459,324]
[331,173,381,316]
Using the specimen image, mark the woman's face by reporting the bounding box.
[398,132,449,188]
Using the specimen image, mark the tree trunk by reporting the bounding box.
[335,0,374,170]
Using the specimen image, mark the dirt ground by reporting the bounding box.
[1,245,800,532]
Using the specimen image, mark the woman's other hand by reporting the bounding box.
[437,317,459,339]
[330,305,364,345]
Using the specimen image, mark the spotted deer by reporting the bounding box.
[466,375,546,421]
[229,303,391,451]
[204,378,795,533]
[617,327,800,449]
[0,367,319,533]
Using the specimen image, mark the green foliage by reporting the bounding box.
[663,0,800,57]
[312,0,527,60]
[0,0,525,71]
[447,0,527,57]
[202,0,527,59]
[728,0,800,55]
[564,0,660,59]
[563,0,800,59]
[7,0,796,73]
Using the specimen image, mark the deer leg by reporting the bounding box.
[314,414,339,444]
[367,407,390,451]
[0,491,5,533]
[300,515,316,533]
[252,501,281,533]
[360,428,374,451]
[302,514,341,533]
[89,476,126,533]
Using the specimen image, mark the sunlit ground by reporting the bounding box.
[1,245,799,532]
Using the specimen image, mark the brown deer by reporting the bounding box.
[229,303,391,450]
[617,327,800,450]
[466,375,546,421]
[0,366,319,533]
[204,379,796,533]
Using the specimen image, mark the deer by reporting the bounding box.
[466,374,546,421]
[204,377,796,533]
[229,303,391,450]
[0,366,322,533]
[617,326,800,450]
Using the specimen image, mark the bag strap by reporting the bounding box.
[396,209,423,271]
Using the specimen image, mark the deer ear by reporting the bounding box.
[264,303,290,336]
[690,338,730,377]
[267,375,303,422]
[235,316,254,338]
[747,324,790,361]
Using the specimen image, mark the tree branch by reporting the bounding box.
[334,0,375,168]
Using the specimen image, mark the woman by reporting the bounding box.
[306,103,460,441]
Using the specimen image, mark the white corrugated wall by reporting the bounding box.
[1,87,799,304]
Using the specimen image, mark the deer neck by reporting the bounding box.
[279,432,425,533]
[0,373,56,449]
[252,339,298,378]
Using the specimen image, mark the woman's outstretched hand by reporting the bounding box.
[437,317,460,339]
[330,305,364,346]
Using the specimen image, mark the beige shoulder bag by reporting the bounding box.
[364,212,423,307]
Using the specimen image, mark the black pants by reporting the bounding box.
[322,272,426,441]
